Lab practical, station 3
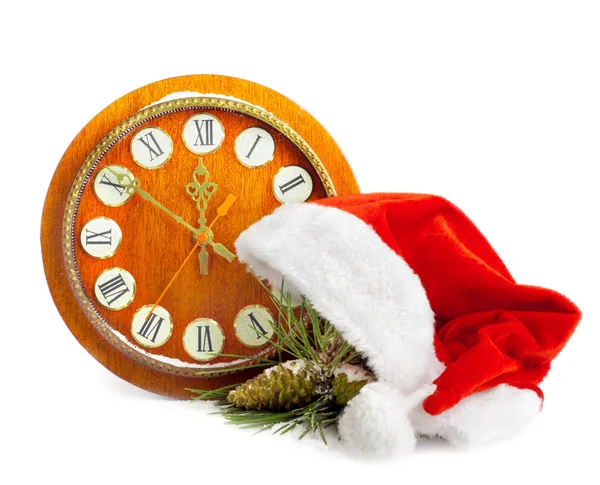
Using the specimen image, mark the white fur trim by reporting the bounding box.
[410,384,542,446]
[236,204,542,451]
[338,382,432,457]
[235,203,443,395]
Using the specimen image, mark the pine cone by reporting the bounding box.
[331,371,370,406]
[227,360,373,411]
[227,361,318,410]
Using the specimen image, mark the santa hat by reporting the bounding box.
[234,193,581,457]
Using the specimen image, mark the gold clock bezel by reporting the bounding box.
[62,96,337,377]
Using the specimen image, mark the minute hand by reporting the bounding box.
[134,185,198,234]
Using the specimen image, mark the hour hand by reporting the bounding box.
[199,246,209,275]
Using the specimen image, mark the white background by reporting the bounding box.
[2,1,599,483]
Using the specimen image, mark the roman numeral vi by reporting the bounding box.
[197,325,214,352]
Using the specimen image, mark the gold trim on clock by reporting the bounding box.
[61,96,336,377]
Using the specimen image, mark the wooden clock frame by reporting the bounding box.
[41,75,359,398]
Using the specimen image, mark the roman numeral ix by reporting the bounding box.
[138,131,164,161]
[85,228,112,245]
[279,174,305,195]
[97,274,130,306]
[193,119,214,146]
[138,313,164,343]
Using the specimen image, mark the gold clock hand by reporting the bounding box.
[209,241,235,261]
[135,185,198,234]
[105,167,199,235]
[194,194,237,274]
[185,158,217,231]
[199,246,209,275]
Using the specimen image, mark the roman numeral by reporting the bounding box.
[247,312,268,339]
[279,174,305,195]
[99,174,126,196]
[197,325,214,352]
[138,312,164,343]
[245,135,262,159]
[97,274,130,306]
[85,229,112,245]
[193,119,214,146]
[138,131,164,161]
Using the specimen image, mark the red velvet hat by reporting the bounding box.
[235,193,581,456]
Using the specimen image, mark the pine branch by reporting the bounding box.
[188,273,372,446]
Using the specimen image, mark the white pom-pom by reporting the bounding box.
[338,382,435,458]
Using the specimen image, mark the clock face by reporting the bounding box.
[42,75,358,397]
[62,96,337,376]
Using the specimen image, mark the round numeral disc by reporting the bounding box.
[131,305,173,348]
[182,113,225,155]
[80,217,122,259]
[234,305,275,348]
[182,318,225,361]
[273,166,313,204]
[94,267,136,311]
[130,127,173,169]
[93,165,135,207]
[234,127,275,168]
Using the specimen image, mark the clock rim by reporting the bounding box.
[65,95,340,376]
[41,74,360,398]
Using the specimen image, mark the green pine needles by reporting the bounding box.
[188,275,369,444]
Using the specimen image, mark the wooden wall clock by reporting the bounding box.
[41,74,359,398]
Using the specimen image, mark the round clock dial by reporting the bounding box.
[42,75,359,397]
